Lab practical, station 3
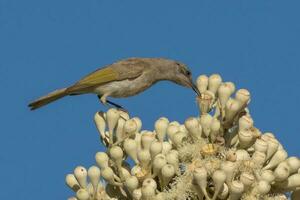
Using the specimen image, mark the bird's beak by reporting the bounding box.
[191,81,201,96]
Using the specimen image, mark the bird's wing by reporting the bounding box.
[66,58,148,93]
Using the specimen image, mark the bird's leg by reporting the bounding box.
[97,95,128,113]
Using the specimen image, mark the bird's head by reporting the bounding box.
[169,61,201,96]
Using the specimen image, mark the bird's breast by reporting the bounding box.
[94,76,152,98]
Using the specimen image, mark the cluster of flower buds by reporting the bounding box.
[65,74,300,200]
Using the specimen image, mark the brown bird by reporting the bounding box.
[28,57,200,110]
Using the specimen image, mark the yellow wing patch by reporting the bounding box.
[67,67,119,93]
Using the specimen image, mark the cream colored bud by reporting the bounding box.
[261,136,279,160]
[74,166,87,188]
[132,117,142,132]
[179,124,188,135]
[276,173,300,189]
[171,131,187,147]
[235,149,250,161]
[228,181,244,200]
[106,108,120,145]
[141,185,155,200]
[141,131,156,151]
[94,112,106,142]
[218,82,233,108]
[169,121,180,126]
[235,89,250,105]
[124,119,138,137]
[161,164,175,187]
[221,161,236,183]
[87,166,101,192]
[238,129,254,149]
[137,149,151,169]
[200,113,213,137]
[254,139,268,153]
[208,74,222,94]
[66,174,80,192]
[225,99,242,123]
[142,178,157,190]
[238,115,253,131]
[260,170,275,183]
[155,117,169,142]
[125,176,139,192]
[76,189,90,200]
[252,151,266,166]
[124,138,139,163]
[210,118,221,142]
[150,141,162,158]
[218,183,229,199]
[256,180,271,195]
[184,117,201,139]
[196,75,209,93]
[193,167,210,199]
[197,90,215,114]
[109,146,123,167]
[286,157,300,174]
[212,170,226,200]
[161,142,172,155]
[274,165,290,182]
[263,149,288,170]
[240,172,254,190]
[115,117,126,142]
[167,124,179,141]
[101,167,115,184]
[133,188,142,200]
[152,154,167,177]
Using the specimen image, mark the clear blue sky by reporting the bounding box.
[1,0,299,199]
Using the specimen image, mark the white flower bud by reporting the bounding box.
[74,166,87,188]
[193,167,210,199]
[141,185,155,200]
[240,172,254,190]
[124,119,137,137]
[208,74,222,94]
[238,129,254,149]
[167,124,179,141]
[235,149,250,161]
[106,108,120,145]
[184,117,201,139]
[141,131,155,151]
[76,189,89,200]
[254,139,268,154]
[66,174,80,192]
[95,152,109,169]
[161,142,172,155]
[225,99,242,123]
[197,90,215,114]
[238,115,253,131]
[150,141,162,158]
[196,75,209,93]
[218,82,233,108]
[132,117,142,133]
[263,149,288,170]
[171,131,187,147]
[221,161,236,183]
[161,164,175,188]
[124,138,139,163]
[101,167,115,184]
[218,183,229,199]
[274,165,290,182]
[142,178,157,190]
[212,170,226,200]
[256,180,271,195]
[87,166,101,192]
[210,118,221,142]
[286,157,300,174]
[94,112,106,143]
[125,176,139,192]
[115,117,126,143]
[260,170,275,183]
[235,89,250,105]
[154,117,169,142]
[152,154,167,177]
[109,146,124,167]
[252,151,266,166]
[200,113,213,137]
[228,181,244,200]
[132,188,142,200]
[276,173,300,190]
[137,149,151,169]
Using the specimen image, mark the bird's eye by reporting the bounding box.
[186,70,191,76]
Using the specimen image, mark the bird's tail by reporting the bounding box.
[28,88,69,110]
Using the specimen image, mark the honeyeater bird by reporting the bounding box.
[28,57,200,110]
